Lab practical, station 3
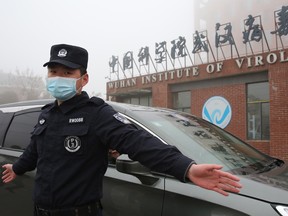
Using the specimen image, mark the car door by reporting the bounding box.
[0,108,40,216]
[102,154,165,216]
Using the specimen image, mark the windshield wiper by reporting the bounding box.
[232,158,284,175]
[256,158,284,174]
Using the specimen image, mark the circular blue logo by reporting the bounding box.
[202,96,232,129]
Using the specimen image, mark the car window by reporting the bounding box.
[4,111,40,150]
[128,109,272,173]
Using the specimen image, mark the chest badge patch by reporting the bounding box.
[64,136,81,152]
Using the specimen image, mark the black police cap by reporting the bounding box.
[43,44,88,69]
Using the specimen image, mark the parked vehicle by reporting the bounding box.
[0,100,288,216]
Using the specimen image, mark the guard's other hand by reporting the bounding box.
[2,164,16,183]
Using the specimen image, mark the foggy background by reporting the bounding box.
[0,0,287,104]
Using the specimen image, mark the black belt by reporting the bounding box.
[35,201,102,216]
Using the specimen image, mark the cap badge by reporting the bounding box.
[58,49,67,57]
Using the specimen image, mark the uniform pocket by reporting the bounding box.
[61,125,89,136]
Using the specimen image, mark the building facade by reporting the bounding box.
[106,2,288,160]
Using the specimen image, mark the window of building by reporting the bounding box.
[247,82,270,140]
[131,97,139,105]
[172,91,191,113]
[123,95,152,106]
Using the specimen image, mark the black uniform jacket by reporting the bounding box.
[13,92,194,208]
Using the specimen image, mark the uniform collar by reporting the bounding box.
[43,91,90,114]
[59,91,90,114]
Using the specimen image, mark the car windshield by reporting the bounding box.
[131,108,274,174]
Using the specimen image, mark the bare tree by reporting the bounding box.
[8,69,47,101]
[0,91,19,104]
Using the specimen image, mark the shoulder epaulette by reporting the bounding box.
[41,102,54,110]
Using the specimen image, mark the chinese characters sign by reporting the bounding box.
[108,5,288,81]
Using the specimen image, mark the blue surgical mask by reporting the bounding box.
[46,77,82,101]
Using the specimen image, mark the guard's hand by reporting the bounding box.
[2,164,17,183]
[187,164,242,196]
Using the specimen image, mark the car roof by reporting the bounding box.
[0,99,171,114]
[107,101,169,113]
[0,99,54,113]
[0,99,54,108]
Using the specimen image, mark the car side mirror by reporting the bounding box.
[116,154,159,185]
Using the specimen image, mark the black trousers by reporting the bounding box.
[34,201,102,216]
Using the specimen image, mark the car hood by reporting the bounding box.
[238,161,288,203]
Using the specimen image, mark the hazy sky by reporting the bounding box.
[0,0,195,98]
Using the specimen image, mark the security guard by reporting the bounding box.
[2,44,242,216]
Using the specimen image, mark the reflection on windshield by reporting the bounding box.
[135,109,272,174]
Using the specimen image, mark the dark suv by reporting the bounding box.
[1,100,288,216]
